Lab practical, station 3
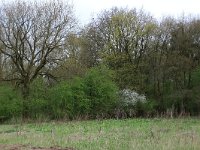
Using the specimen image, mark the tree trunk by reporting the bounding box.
[21,79,31,118]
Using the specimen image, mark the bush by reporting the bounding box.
[48,77,91,119]
[29,77,49,99]
[70,77,90,117]
[0,85,22,120]
[83,66,119,117]
[48,82,73,119]
[48,66,119,119]
[27,98,48,119]
[119,89,148,117]
[27,78,49,119]
[119,89,146,107]
[0,66,119,120]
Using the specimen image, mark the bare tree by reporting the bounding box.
[0,0,76,98]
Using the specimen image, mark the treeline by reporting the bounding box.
[0,1,200,121]
[77,8,200,117]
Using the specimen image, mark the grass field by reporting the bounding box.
[0,118,200,150]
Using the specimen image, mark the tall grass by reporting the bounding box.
[0,119,200,150]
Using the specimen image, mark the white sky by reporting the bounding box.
[72,0,200,25]
[3,0,200,25]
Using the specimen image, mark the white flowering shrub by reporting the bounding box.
[120,89,146,107]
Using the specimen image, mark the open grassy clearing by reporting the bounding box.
[0,118,200,150]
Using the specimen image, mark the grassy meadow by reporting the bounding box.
[0,118,200,150]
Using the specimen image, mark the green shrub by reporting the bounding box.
[26,78,49,119]
[0,85,22,120]
[48,66,119,119]
[83,66,119,117]
[27,98,48,119]
[29,77,48,99]
[70,77,90,117]
[142,99,157,116]
[48,82,73,119]
[49,77,91,119]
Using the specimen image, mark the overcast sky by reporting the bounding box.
[4,0,200,25]
[72,0,200,25]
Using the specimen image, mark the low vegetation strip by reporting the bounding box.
[0,144,75,150]
[0,119,200,150]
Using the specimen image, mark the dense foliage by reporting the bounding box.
[0,67,119,120]
[1,1,200,121]
[0,86,22,120]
